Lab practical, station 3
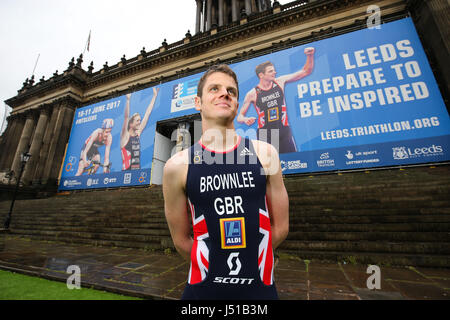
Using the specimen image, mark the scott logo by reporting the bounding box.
[227,252,241,275]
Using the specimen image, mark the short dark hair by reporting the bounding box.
[255,61,274,78]
[197,64,239,99]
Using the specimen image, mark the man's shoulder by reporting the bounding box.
[164,148,189,174]
[249,139,280,176]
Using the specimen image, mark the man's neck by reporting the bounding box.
[259,78,273,90]
[200,126,239,153]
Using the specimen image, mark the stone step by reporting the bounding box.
[287,231,449,242]
[280,240,450,255]
[279,250,450,268]
[289,214,450,224]
[289,222,450,232]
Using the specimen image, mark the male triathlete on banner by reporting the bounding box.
[75,118,114,176]
[121,87,159,170]
[237,47,315,153]
[163,64,289,300]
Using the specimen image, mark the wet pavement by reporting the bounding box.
[0,233,449,300]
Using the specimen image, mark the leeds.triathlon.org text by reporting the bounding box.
[321,116,440,140]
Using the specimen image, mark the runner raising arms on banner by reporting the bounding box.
[121,87,159,170]
[75,118,114,176]
[237,47,315,153]
[163,64,289,300]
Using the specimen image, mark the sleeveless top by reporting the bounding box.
[182,136,278,300]
[254,80,289,130]
[121,134,141,170]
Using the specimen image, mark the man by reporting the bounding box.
[237,47,315,153]
[121,87,159,170]
[75,118,113,176]
[163,64,289,300]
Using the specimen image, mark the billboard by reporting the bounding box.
[59,17,450,190]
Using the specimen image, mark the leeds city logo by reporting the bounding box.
[392,147,408,160]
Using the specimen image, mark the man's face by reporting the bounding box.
[195,72,239,123]
[262,65,276,81]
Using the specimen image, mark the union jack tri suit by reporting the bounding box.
[182,136,278,300]
[121,135,140,170]
[254,80,297,154]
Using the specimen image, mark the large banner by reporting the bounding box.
[59,18,450,190]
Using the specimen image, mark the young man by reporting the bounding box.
[121,87,159,170]
[76,118,113,176]
[163,64,289,300]
[237,47,315,153]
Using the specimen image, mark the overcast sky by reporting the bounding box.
[0,0,291,133]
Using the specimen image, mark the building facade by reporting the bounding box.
[0,0,448,191]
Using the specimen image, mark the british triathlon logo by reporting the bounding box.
[220,217,246,249]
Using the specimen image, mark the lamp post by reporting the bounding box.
[3,151,31,229]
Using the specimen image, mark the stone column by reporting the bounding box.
[33,102,58,183]
[1,114,25,171]
[22,105,50,185]
[10,111,36,180]
[206,0,213,31]
[0,115,17,170]
[218,0,224,26]
[232,0,239,21]
[41,100,75,186]
[195,0,202,33]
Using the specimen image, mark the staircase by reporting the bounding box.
[281,165,450,267]
[0,165,449,267]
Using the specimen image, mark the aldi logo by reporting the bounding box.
[220,217,246,249]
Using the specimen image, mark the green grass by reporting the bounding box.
[0,270,142,300]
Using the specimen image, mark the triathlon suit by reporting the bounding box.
[182,136,278,300]
[254,80,297,154]
[81,131,105,161]
[121,134,140,170]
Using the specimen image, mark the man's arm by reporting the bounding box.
[277,47,315,88]
[120,94,131,149]
[82,129,99,163]
[252,140,289,249]
[162,150,192,261]
[140,87,159,133]
[236,89,257,126]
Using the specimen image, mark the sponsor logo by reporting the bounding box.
[123,173,132,184]
[393,144,444,159]
[63,179,82,188]
[86,178,99,187]
[103,177,117,185]
[220,217,246,249]
[345,150,354,160]
[213,252,255,285]
[392,147,409,160]
[280,159,307,172]
[239,147,254,156]
[317,152,335,168]
[170,79,199,113]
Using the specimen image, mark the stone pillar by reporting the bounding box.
[1,114,25,171]
[41,100,75,186]
[33,103,59,183]
[218,0,224,26]
[232,0,239,21]
[0,115,17,170]
[22,105,50,185]
[206,0,213,31]
[195,0,202,33]
[245,0,252,15]
[10,111,36,180]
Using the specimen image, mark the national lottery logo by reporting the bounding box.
[220,217,246,249]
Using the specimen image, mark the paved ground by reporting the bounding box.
[0,234,449,300]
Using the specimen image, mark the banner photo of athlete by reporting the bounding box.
[59,87,161,190]
[59,17,450,190]
[232,17,450,173]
